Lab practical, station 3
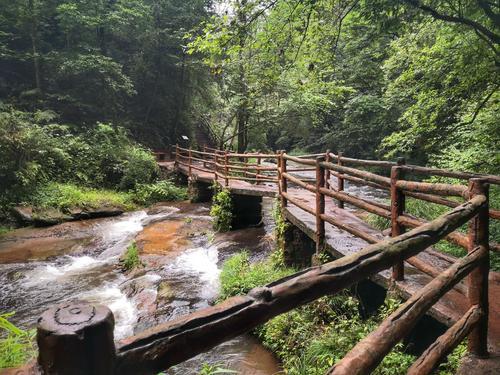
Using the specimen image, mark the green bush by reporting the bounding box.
[219,251,294,301]
[121,242,142,271]
[119,147,159,190]
[131,180,187,205]
[210,188,233,232]
[0,313,36,369]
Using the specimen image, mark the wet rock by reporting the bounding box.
[11,205,124,227]
[157,281,175,302]
[11,206,33,224]
[33,208,73,226]
[68,206,123,220]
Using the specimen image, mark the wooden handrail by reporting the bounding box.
[329,245,487,375]
[407,305,483,375]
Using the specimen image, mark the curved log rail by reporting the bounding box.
[26,145,499,375]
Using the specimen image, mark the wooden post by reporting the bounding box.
[37,303,116,375]
[280,151,287,208]
[203,146,207,168]
[256,156,261,185]
[224,151,229,187]
[188,148,192,177]
[337,151,344,208]
[325,150,331,190]
[316,156,326,254]
[214,152,218,183]
[390,157,406,281]
[467,178,489,357]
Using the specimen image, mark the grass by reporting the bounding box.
[0,313,36,369]
[121,241,142,271]
[219,249,466,375]
[365,197,500,271]
[219,250,295,301]
[29,182,136,211]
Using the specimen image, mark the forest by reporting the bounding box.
[0,0,499,374]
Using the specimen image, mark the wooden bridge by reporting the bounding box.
[20,146,500,374]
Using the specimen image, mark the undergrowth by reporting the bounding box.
[29,182,136,211]
[219,249,467,374]
[0,313,36,369]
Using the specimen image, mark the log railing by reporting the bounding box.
[25,145,498,374]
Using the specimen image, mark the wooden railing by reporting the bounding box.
[26,145,498,375]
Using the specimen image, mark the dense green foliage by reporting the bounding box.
[220,250,466,374]
[0,0,211,147]
[0,313,36,369]
[210,188,233,232]
[188,0,499,176]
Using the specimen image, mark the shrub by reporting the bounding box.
[210,188,233,232]
[219,251,294,301]
[131,180,187,205]
[0,313,36,369]
[119,147,159,190]
[121,241,142,271]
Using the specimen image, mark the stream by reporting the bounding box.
[0,176,386,374]
[0,200,280,374]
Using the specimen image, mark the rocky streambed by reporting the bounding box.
[0,199,281,374]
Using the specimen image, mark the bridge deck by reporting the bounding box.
[174,161,499,351]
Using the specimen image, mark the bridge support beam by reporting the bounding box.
[231,194,262,229]
[188,179,213,203]
[283,223,316,268]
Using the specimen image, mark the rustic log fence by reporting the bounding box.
[25,145,499,374]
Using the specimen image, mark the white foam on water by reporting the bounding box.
[173,246,221,299]
[25,255,107,284]
[78,284,137,340]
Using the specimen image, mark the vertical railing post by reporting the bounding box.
[224,151,229,187]
[315,156,326,254]
[390,157,406,281]
[256,156,261,185]
[37,303,116,375]
[467,178,489,357]
[325,150,331,190]
[337,151,344,208]
[175,144,179,168]
[203,146,207,169]
[214,151,218,183]
[188,148,192,177]
[279,150,287,208]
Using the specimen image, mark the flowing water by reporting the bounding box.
[0,200,280,374]
[0,173,385,374]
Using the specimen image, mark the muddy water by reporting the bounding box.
[0,200,281,374]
